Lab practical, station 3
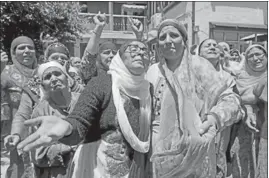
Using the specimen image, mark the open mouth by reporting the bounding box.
[52,82,62,89]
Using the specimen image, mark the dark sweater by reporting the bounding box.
[60,70,142,145]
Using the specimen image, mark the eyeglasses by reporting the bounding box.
[247,53,265,60]
[125,45,149,58]
[101,49,117,55]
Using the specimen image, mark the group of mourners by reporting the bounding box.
[0,12,267,178]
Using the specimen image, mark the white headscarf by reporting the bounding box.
[37,61,67,100]
[107,52,151,153]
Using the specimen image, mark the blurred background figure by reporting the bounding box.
[70,57,82,69]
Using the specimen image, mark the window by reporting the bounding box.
[224,32,238,41]
[213,31,224,41]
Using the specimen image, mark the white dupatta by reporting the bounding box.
[107,52,151,153]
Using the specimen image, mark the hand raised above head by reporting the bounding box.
[17,116,73,152]
[93,11,107,27]
[128,17,143,34]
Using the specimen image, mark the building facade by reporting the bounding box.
[71,1,148,58]
[147,1,268,52]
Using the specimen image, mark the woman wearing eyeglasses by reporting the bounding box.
[229,44,267,178]
[17,40,152,178]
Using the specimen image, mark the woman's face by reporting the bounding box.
[219,43,230,59]
[48,53,69,66]
[199,39,220,65]
[247,47,267,72]
[122,41,150,76]
[15,43,36,67]
[230,51,240,62]
[158,26,185,61]
[71,57,82,68]
[99,49,117,69]
[42,67,68,93]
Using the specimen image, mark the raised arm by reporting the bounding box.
[80,12,107,83]
[128,17,144,41]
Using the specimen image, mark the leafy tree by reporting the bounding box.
[0,1,89,59]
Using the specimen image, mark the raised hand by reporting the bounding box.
[4,134,20,150]
[1,50,8,72]
[1,50,8,63]
[93,11,107,27]
[17,116,73,152]
[128,17,143,35]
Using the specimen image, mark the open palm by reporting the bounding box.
[17,116,72,152]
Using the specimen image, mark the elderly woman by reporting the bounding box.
[230,44,267,178]
[1,36,38,132]
[1,36,40,177]
[44,42,84,91]
[29,61,79,178]
[196,38,244,178]
[146,20,243,178]
[4,43,83,151]
[18,40,152,178]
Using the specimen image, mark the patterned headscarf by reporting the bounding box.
[10,36,38,77]
[44,42,70,62]
[157,19,188,43]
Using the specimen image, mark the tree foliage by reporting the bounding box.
[0,1,88,57]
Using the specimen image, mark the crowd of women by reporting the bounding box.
[1,12,267,178]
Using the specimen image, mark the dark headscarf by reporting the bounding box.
[98,41,117,53]
[44,42,70,62]
[157,19,188,43]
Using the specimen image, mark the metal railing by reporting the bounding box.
[79,13,147,32]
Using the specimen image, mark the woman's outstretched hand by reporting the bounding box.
[17,116,73,152]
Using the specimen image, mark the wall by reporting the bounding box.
[195,1,267,43]
[163,2,193,47]
[161,1,267,46]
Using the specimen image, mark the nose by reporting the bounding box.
[108,51,114,57]
[50,75,58,83]
[209,44,216,50]
[164,35,172,44]
[253,55,260,62]
[24,46,30,53]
